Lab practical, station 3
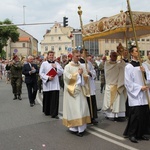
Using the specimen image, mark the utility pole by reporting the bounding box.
[23,5,26,24]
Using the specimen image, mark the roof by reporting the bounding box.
[19,37,30,42]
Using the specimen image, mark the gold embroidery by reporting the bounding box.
[110,85,117,107]
[63,116,91,127]
[67,73,78,97]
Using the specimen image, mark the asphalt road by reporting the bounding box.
[0,79,150,150]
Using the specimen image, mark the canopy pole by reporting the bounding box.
[77,6,93,118]
[127,0,150,108]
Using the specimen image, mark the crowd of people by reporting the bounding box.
[0,45,150,142]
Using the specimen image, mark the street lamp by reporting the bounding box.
[23,5,26,24]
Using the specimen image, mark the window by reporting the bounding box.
[59,46,62,51]
[111,39,114,43]
[116,39,119,43]
[146,39,150,42]
[51,46,54,51]
[105,50,109,56]
[147,50,150,55]
[141,39,145,41]
[111,50,115,53]
[45,46,48,51]
[22,43,25,47]
[58,36,61,40]
[105,39,109,43]
[65,46,68,50]
[51,37,54,41]
[55,27,57,33]
[139,50,145,56]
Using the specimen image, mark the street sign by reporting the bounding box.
[14,49,18,53]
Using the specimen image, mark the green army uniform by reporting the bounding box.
[11,61,23,100]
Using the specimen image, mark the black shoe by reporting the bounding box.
[114,117,126,122]
[13,95,17,100]
[141,136,149,141]
[69,130,78,135]
[97,108,101,111]
[30,103,34,107]
[51,116,59,119]
[76,132,83,137]
[18,95,22,100]
[92,119,98,125]
[129,136,138,143]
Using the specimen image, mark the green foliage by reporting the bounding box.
[0,18,19,53]
[0,49,6,58]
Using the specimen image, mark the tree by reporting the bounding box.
[0,49,6,58]
[0,19,19,54]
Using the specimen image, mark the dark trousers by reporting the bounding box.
[11,77,22,95]
[125,97,130,118]
[43,90,59,116]
[96,70,100,80]
[87,95,98,119]
[124,105,149,138]
[26,82,38,104]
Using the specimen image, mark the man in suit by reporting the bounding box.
[22,55,39,107]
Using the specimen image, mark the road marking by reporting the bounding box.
[36,92,43,106]
[87,129,139,150]
[89,126,125,141]
[37,93,138,150]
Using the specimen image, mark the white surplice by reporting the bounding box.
[125,63,148,106]
[39,61,63,91]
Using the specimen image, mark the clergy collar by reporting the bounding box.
[130,59,140,67]
[131,59,139,63]
[47,60,55,63]
[109,60,117,64]
[70,61,80,66]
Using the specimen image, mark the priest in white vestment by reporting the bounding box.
[102,51,127,120]
[62,50,91,137]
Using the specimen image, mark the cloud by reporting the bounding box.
[0,0,149,51]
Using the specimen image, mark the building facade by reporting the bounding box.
[98,35,150,59]
[4,28,38,59]
[40,23,73,57]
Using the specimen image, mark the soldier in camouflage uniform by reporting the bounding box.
[10,55,23,100]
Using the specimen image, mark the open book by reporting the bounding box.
[46,68,57,77]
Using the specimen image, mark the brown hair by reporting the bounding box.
[72,49,79,54]
[47,51,55,55]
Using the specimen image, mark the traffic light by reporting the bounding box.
[63,17,68,27]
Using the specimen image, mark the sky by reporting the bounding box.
[0,0,149,51]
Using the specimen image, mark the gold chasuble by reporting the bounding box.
[103,60,127,113]
[63,62,91,127]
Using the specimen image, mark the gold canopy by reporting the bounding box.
[82,11,150,40]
